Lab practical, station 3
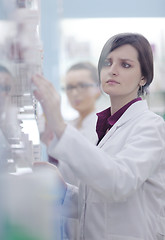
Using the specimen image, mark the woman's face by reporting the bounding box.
[65,69,99,114]
[100,44,146,101]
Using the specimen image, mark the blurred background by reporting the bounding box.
[0,1,164,239]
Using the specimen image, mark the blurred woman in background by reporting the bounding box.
[42,62,100,239]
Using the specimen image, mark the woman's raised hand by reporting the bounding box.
[32,74,66,139]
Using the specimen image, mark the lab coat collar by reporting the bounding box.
[98,100,149,148]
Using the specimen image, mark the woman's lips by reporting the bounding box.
[106,79,120,84]
[73,99,82,105]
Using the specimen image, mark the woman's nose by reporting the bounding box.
[71,88,79,95]
[109,63,119,76]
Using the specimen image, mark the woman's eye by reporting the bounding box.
[122,62,131,68]
[103,60,111,67]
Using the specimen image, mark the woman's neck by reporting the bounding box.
[110,95,138,115]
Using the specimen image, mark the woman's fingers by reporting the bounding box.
[32,74,66,138]
[32,74,56,104]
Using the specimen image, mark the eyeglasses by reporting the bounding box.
[64,83,97,93]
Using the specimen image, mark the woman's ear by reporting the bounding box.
[140,76,147,86]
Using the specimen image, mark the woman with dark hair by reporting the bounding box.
[98,33,153,96]
[32,33,165,240]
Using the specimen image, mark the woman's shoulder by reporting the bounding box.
[143,105,165,124]
[129,100,164,123]
[132,107,165,138]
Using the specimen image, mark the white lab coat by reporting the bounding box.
[48,100,165,240]
[58,112,98,239]
[59,111,98,186]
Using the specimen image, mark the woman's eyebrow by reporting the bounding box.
[105,57,136,62]
[119,58,136,63]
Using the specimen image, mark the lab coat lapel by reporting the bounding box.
[97,100,148,148]
[97,120,121,148]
